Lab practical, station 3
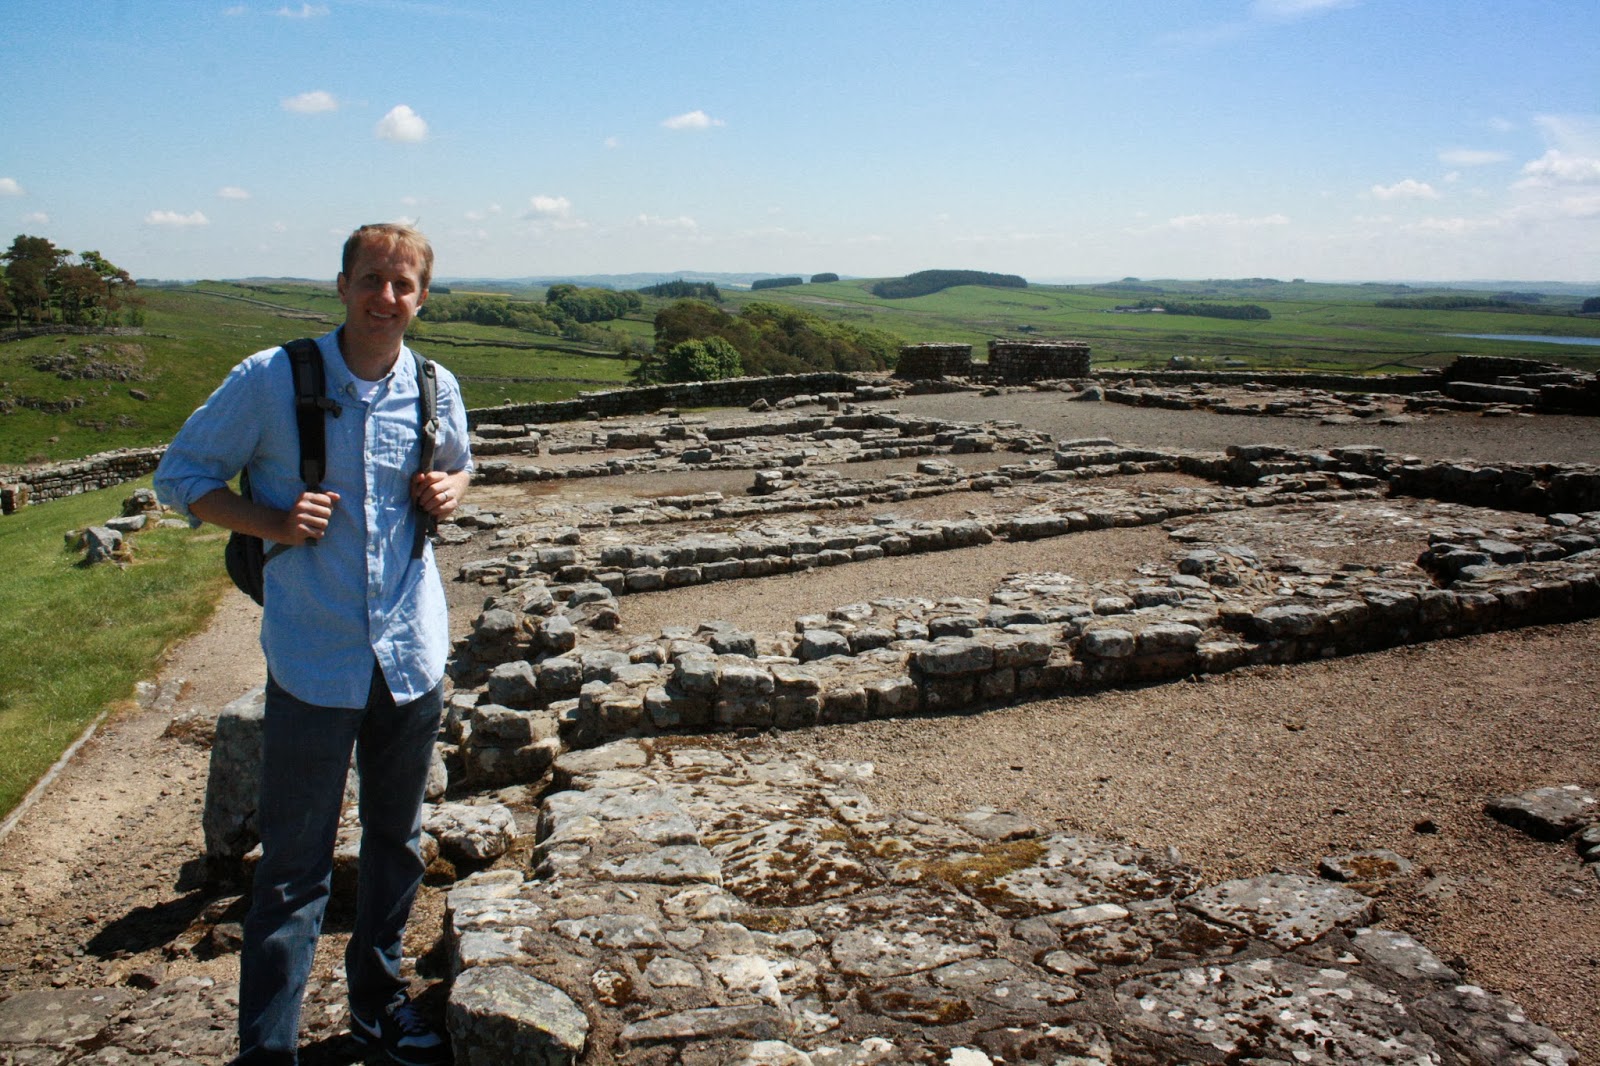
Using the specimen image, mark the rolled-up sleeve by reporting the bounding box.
[154,355,268,525]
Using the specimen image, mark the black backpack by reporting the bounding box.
[225,338,440,605]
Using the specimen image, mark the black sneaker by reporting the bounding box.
[350,997,451,1066]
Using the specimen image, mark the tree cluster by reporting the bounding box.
[543,283,642,323]
[418,293,562,332]
[636,279,722,302]
[633,299,902,383]
[870,270,1026,299]
[1581,297,1600,315]
[1,235,139,329]
[750,276,804,291]
[809,273,840,284]
[1374,295,1522,311]
[1135,299,1271,321]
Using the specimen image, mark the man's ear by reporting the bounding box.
[336,273,349,301]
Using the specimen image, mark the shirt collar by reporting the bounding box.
[322,328,414,402]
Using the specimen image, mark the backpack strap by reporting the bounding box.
[262,338,335,563]
[284,337,335,489]
[411,349,440,558]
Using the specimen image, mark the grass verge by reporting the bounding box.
[0,477,227,818]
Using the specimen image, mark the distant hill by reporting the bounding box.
[871,270,1027,299]
[441,272,853,292]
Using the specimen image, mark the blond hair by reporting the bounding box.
[340,223,434,290]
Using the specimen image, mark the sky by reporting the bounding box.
[4,0,1598,285]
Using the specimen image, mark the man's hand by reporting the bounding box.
[414,470,469,520]
[281,490,340,545]
[191,486,339,546]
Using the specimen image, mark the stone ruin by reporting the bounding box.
[6,376,1600,1063]
[893,342,1092,384]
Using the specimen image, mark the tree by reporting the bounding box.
[659,337,743,382]
[1581,296,1600,314]
[3,235,64,324]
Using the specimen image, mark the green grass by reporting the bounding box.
[0,477,228,818]
[0,284,641,465]
[728,278,1600,374]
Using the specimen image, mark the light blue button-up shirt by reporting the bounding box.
[155,330,472,708]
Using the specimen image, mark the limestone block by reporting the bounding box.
[1079,628,1134,659]
[448,964,589,1066]
[425,802,518,864]
[912,639,995,676]
[1485,784,1598,841]
[486,662,538,708]
[202,687,265,863]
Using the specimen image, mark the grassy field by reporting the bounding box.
[0,478,228,818]
[727,277,1600,374]
[0,283,642,466]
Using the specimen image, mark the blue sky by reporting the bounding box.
[4,0,1598,284]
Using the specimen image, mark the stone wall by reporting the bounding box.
[986,340,1092,381]
[470,372,880,429]
[893,343,973,380]
[0,447,166,514]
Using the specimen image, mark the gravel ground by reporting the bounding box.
[1,389,1597,1061]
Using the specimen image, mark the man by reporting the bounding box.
[155,223,471,1065]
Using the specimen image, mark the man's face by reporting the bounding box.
[337,239,428,353]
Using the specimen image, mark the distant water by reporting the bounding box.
[1448,333,1600,348]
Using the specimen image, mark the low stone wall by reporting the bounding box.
[0,447,166,514]
[1099,369,1443,394]
[470,373,878,429]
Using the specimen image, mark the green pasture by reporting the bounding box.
[0,284,640,465]
[733,278,1600,374]
[0,478,227,819]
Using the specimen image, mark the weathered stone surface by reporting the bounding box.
[1319,848,1415,882]
[425,801,518,864]
[0,987,138,1048]
[1180,872,1374,947]
[447,964,589,1066]
[1118,957,1439,1063]
[1485,783,1599,841]
[201,686,265,864]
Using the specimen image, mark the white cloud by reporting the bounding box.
[1486,116,1516,133]
[224,5,248,14]
[661,110,724,131]
[1438,148,1508,167]
[22,211,49,225]
[0,178,23,197]
[1160,212,1290,230]
[283,90,337,114]
[146,210,210,227]
[527,195,572,218]
[1516,150,1600,188]
[276,3,327,16]
[604,136,620,149]
[636,214,698,229]
[218,186,251,200]
[1370,179,1439,200]
[465,204,503,221]
[375,105,428,143]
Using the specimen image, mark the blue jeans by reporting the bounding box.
[232,663,443,1065]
